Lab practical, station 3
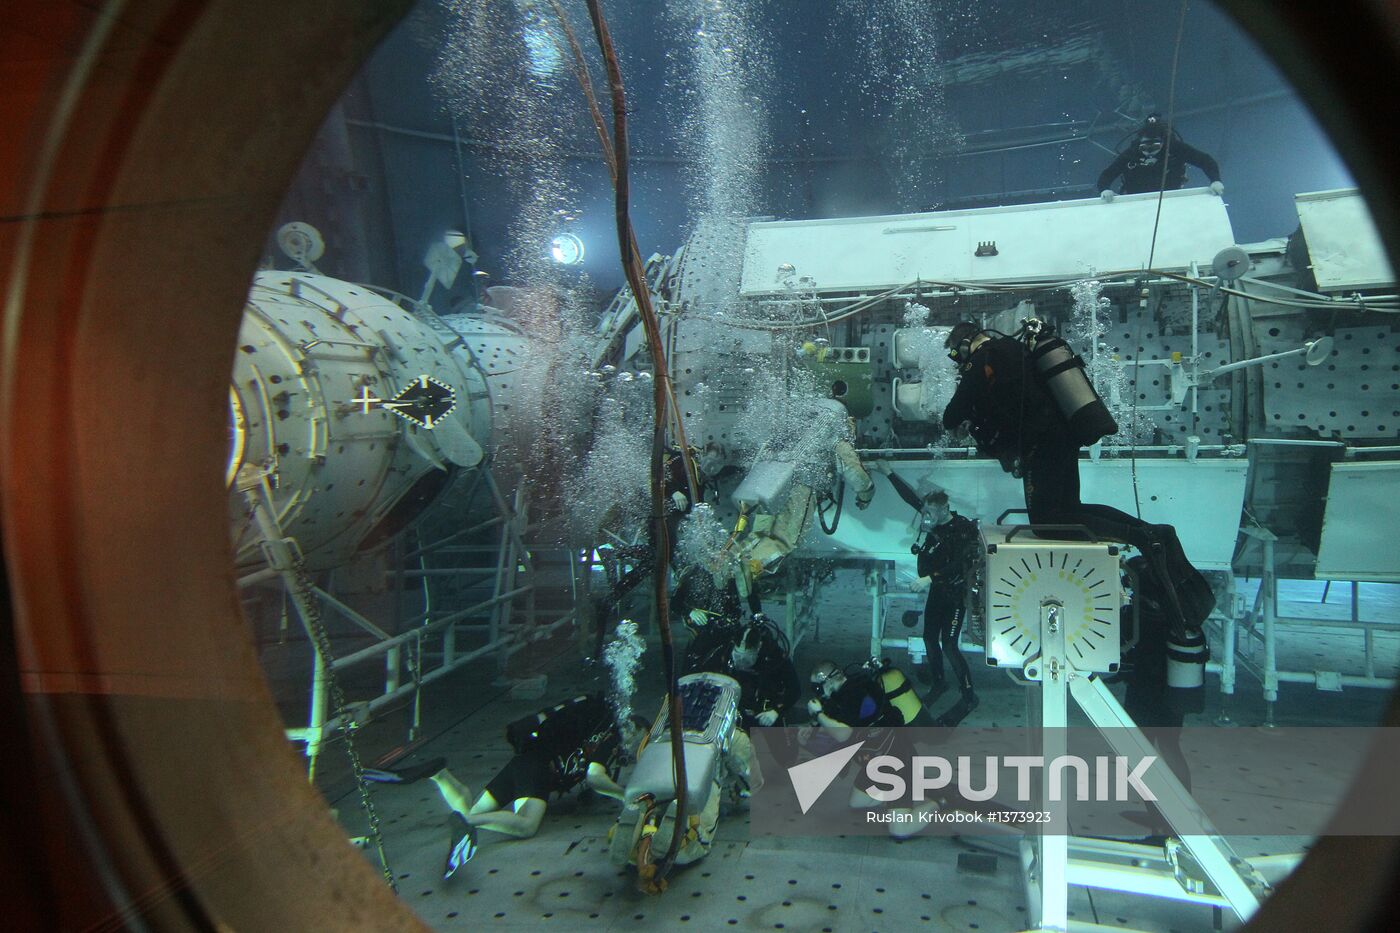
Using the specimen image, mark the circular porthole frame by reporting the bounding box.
[1,1,1398,930]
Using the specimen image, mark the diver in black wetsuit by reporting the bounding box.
[682,614,801,728]
[1098,113,1224,199]
[371,694,641,878]
[591,447,719,655]
[807,659,930,807]
[941,322,1214,639]
[873,464,981,725]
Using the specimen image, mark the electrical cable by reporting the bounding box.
[683,264,1397,335]
[550,0,699,505]
[581,0,689,887]
[1129,0,1191,520]
[816,478,845,535]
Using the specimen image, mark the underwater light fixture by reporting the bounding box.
[522,25,563,78]
[551,232,585,265]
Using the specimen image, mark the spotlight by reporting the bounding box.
[550,233,585,266]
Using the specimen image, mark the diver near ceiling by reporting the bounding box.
[1098,113,1224,200]
[871,461,982,727]
[941,320,1215,641]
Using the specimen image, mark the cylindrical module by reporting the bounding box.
[228,272,518,571]
[1029,336,1119,446]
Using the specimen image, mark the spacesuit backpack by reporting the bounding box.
[625,673,740,809]
[613,673,745,870]
[1024,320,1119,447]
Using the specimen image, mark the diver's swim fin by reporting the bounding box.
[444,812,478,879]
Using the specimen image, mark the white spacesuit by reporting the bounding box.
[723,399,874,599]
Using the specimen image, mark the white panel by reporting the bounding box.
[740,188,1236,296]
[1295,189,1396,292]
[801,457,1246,572]
[1077,459,1247,571]
[1315,462,1400,581]
[981,527,1122,673]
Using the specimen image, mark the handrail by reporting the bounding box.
[330,585,531,670]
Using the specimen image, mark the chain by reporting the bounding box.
[409,633,424,692]
[291,560,399,893]
[408,633,424,742]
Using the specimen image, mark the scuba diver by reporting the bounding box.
[806,658,930,808]
[728,620,802,727]
[873,461,982,726]
[680,612,801,766]
[682,613,801,727]
[1098,113,1223,199]
[677,562,764,625]
[377,694,644,879]
[591,445,708,651]
[941,319,1215,641]
[678,586,746,676]
[807,658,932,735]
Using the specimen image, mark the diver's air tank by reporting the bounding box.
[1026,322,1119,446]
[1166,630,1209,689]
[878,664,926,725]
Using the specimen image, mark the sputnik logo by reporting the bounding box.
[787,741,864,814]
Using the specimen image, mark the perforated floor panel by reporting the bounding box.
[320,572,1395,931]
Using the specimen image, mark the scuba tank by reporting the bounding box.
[859,658,927,726]
[1023,319,1119,447]
[506,694,601,753]
[1166,630,1209,689]
[880,666,926,725]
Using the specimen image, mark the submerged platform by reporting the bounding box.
[285,573,1400,931]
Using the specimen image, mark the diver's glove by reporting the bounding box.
[855,489,874,510]
[756,709,779,727]
[1209,181,1225,196]
[1100,189,1116,202]
[806,698,824,717]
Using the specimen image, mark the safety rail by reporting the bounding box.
[239,459,573,773]
[286,608,577,748]
[1210,526,1398,724]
